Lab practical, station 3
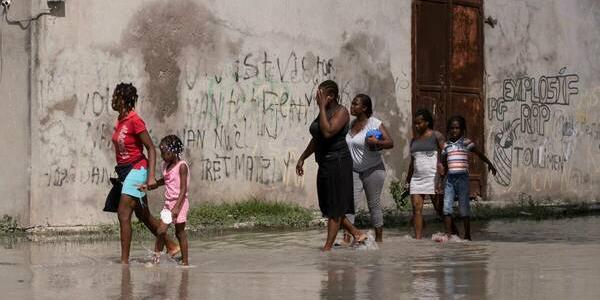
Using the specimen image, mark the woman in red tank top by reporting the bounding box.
[111,83,179,264]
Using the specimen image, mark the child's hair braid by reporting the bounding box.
[160,135,184,159]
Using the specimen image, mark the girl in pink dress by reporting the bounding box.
[141,135,190,265]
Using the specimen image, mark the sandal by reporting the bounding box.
[340,232,353,247]
[151,252,161,264]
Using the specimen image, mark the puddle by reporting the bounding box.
[1,216,600,299]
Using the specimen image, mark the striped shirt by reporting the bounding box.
[441,137,475,174]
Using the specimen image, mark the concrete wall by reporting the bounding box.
[0,0,32,226]
[28,0,413,226]
[484,0,600,202]
[1,0,598,226]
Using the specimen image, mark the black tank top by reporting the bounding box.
[309,106,350,162]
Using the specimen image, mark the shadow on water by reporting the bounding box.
[1,216,600,299]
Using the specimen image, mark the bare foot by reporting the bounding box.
[353,232,367,244]
[375,227,383,243]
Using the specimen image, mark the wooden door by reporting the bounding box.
[412,0,486,196]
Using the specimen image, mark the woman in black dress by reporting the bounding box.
[296,80,366,251]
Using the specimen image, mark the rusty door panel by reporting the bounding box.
[413,0,486,196]
[450,5,482,89]
[413,0,448,129]
[415,1,448,86]
[453,0,482,6]
[416,92,447,129]
[449,2,485,196]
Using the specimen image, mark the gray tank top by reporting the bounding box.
[410,133,438,153]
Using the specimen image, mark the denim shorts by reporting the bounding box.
[122,167,147,199]
[443,173,470,217]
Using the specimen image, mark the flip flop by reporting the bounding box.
[151,252,161,264]
[336,233,353,247]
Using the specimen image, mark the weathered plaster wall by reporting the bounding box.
[484,0,600,201]
[0,1,32,226]
[8,0,597,226]
[29,0,413,226]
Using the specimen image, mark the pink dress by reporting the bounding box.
[162,160,190,224]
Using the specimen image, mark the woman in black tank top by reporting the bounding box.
[296,80,367,251]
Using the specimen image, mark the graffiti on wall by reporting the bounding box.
[42,165,112,187]
[38,49,339,188]
[175,50,338,185]
[181,50,338,135]
[487,68,580,186]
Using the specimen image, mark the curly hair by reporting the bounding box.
[447,115,467,133]
[159,135,184,158]
[415,108,434,129]
[318,80,339,102]
[114,83,139,110]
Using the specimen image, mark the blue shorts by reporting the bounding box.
[122,168,147,199]
[443,173,470,217]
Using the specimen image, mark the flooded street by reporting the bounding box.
[1,216,600,299]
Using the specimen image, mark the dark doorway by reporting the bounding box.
[412,0,486,196]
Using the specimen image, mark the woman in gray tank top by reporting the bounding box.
[405,109,445,239]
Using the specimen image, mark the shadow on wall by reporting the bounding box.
[335,32,408,175]
[120,0,240,122]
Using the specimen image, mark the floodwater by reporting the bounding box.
[2,217,600,300]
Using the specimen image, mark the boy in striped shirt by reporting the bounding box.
[441,116,497,240]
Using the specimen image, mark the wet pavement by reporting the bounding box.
[1,216,600,299]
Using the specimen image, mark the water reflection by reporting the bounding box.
[0,217,600,299]
[428,251,489,300]
[119,263,190,299]
[321,264,357,300]
[317,240,490,299]
[178,268,190,300]
[120,266,133,300]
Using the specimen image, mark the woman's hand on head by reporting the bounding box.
[296,159,305,176]
[316,89,328,108]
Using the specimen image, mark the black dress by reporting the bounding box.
[309,107,354,218]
